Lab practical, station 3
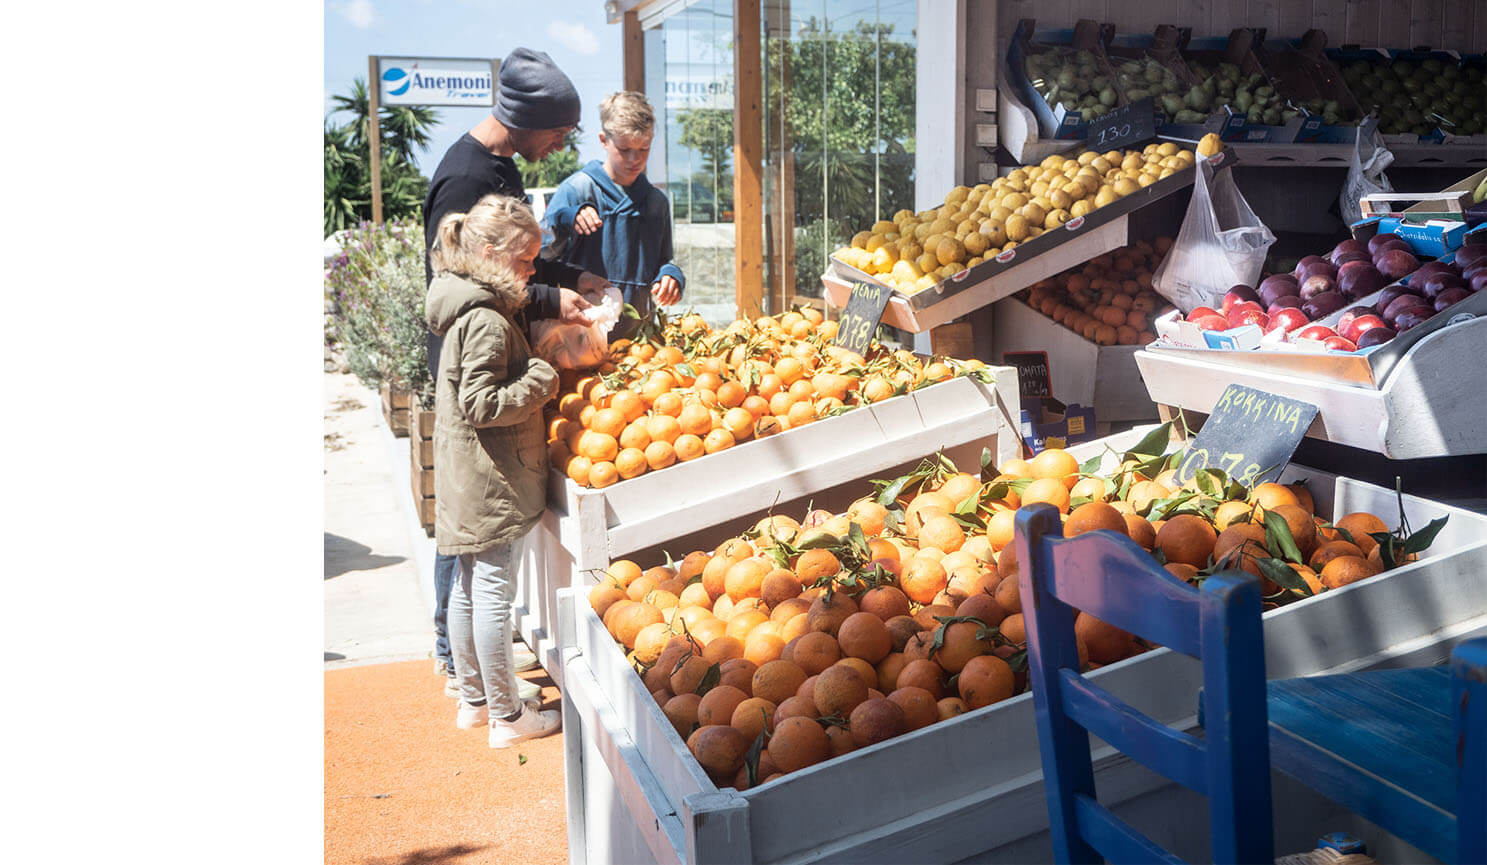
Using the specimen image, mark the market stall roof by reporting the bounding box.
[603,0,696,26]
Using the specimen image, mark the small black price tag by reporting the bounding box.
[834,280,893,356]
[1175,384,1320,486]
[1002,351,1052,400]
[1087,97,1157,151]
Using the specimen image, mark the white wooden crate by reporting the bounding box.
[515,373,1024,679]
[1134,316,1487,459]
[559,429,1487,863]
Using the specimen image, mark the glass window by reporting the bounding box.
[764,0,917,307]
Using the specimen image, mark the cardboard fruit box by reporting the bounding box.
[557,427,1487,864]
[1006,18,1123,141]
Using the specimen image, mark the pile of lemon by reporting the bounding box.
[833,139,1206,296]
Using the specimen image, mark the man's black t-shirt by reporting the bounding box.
[422,133,582,312]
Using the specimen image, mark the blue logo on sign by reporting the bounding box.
[382,67,410,96]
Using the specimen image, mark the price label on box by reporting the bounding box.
[1086,97,1157,151]
[835,280,893,356]
[1176,384,1319,486]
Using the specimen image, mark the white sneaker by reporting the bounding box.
[514,647,540,673]
[444,677,460,698]
[517,678,541,701]
[489,704,561,748]
[456,701,489,729]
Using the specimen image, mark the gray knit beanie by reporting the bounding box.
[493,47,581,130]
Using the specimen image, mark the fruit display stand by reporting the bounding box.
[817,154,1221,334]
[557,426,1487,865]
[1133,314,1487,459]
[515,373,1024,681]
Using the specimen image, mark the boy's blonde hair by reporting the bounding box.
[599,91,655,139]
[429,194,540,288]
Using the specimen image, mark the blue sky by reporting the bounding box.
[325,0,624,174]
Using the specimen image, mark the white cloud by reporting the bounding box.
[547,20,600,56]
[335,0,377,29]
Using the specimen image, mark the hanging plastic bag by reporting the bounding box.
[1339,116,1395,227]
[1153,154,1276,313]
[529,285,624,369]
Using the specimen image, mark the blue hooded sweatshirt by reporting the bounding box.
[543,160,685,343]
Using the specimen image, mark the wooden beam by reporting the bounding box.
[368,54,383,224]
[733,0,765,320]
[764,0,793,314]
[623,10,645,93]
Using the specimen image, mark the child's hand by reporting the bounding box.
[651,276,681,306]
[574,205,602,235]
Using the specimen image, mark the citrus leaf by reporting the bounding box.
[1006,648,1028,672]
[1262,510,1305,565]
[1401,515,1449,557]
[744,726,765,787]
[1080,453,1104,476]
[518,753,528,765]
[1256,556,1314,597]
[1124,421,1174,462]
[695,662,721,696]
[981,447,994,471]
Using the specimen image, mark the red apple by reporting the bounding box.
[1266,307,1310,334]
[1322,336,1358,352]
[1341,313,1387,344]
[1194,314,1231,332]
[1221,285,1261,315]
[1187,306,1220,323]
[1227,306,1268,329]
[1297,324,1338,341]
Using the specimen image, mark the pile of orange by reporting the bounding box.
[547,308,990,488]
[588,441,1417,790]
[1016,238,1178,346]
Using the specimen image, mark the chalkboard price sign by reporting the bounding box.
[1175,384,1320,486]
[1003,351,1052,400]
[1087,97,1157,151]
[835,280,893,356]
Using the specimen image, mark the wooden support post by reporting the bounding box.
[764,0,794,314]
[733,0,765,320]
[368,55,383,225]
[623,10,644,93]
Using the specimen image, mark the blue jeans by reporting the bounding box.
[434,552,457,674]
[449,536,525,718]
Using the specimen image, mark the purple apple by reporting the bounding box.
[1374,239,1414,258]
[1357,326,1396,348]
[1367,232,1402,255]
[1454,244,1487,268]
[1338,263,1386,299]
[1331,239,1369,263]
[1259,273,1301,306]
[1408,261,1455,285]
[1267,295,1303,313]
[1375,249,1421,281]
[1420,273,1467,300]
[1434,287,1471,311]
[1374,285,1416,313]
[1394,308,1435,331]
[1470,271,1487,293]
[1333,251,1371,267]
[1300,260,1339,283]
[1464,261,1487,282]
[1301,273,1339,300]
[1293,255,1328,278]
[1382,292,1429,322]
[1302,291,1346,319]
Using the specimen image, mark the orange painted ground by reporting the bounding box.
[325,660,567,865]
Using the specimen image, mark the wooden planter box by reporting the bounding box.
[380,382,411,437]
[410,408,435,536]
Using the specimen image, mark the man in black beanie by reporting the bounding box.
[422,46,605,694]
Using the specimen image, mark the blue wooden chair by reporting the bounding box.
[1265,636,1487,863]
[1014,502,1274,864]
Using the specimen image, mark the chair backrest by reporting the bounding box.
[1014,503,1273,865]
[1453,637,1487,864]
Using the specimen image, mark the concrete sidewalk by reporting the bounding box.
[324,369,438,669]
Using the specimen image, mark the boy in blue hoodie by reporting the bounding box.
[542,91,684,343]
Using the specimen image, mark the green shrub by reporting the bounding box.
[325,219,434,409]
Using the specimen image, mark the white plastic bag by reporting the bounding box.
[1339,117,1394,226]
[1153,154,1276,313]
[529,285,624,369]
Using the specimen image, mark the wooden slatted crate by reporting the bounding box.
[410,408,435,536]
[380,382,410,437]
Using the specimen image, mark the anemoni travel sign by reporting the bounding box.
[377,57,496,106]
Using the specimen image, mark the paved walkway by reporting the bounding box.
[324,370,436,668]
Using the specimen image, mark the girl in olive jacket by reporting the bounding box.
[425,194,562,748]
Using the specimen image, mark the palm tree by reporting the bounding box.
[324,121,367,234]
[329,77,441,164]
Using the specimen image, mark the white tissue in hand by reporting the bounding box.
[582,286,625,334]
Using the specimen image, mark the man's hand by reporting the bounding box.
[575,271,613,296]
[558,287,595,325]
[574,204,602,235]
[651,275,682,306]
